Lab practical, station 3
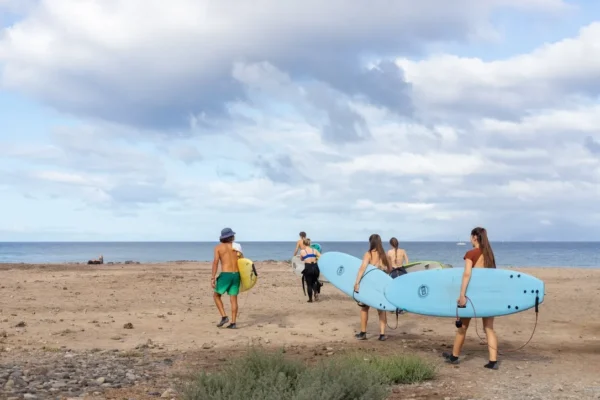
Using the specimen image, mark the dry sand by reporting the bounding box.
[1,261,600,399]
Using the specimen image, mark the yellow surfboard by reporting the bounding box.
[238,258,258,292]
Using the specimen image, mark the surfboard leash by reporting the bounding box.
[353,268,403,330]
[456,295,540,355]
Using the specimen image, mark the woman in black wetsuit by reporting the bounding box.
[299,238,322,302]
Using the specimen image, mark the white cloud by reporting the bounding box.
[0,0,570,128]
[2,0,600,240]
[477,104,600,136]
[32,170,94,185]
[396,23,600,120]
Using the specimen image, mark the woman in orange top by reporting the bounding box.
[443,227,499,369]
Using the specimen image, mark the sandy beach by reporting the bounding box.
[1,261,600,399]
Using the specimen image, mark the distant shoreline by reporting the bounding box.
[0,261,598,270]
[2,240,600,243]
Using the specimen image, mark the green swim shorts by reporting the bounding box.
[215,272,241,296]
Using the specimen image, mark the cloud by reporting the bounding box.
[396,22,600,122]
[0,0,568,133]
[167,144,202,165]
[585,136,600,155]
[2,0,600,241]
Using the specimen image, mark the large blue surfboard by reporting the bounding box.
[318,251,398,311]
[384,268,545,318]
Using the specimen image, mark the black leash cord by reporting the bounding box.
[456,295,540,355]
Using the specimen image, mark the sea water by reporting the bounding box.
[1,241,599,267]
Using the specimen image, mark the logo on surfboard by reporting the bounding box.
[418,284,429,298]
[337,266,344,276]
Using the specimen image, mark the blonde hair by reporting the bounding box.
[303,238,311,246]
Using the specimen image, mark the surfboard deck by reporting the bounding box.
[384,267,545,318]
[238,258,258,292]
[318,251,397,311]
[403,260,452,272]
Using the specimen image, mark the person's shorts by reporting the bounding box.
[215,272,241,296]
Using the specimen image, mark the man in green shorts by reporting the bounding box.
[211,227,241,329]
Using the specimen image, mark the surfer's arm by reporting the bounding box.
[211,247,220,283]
[354,253,370,284]
[459,259,473,298]
[293,241,300,256]
[403,251,409,265]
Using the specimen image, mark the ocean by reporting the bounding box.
[0,241,599,267]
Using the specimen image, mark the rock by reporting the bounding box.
[123,323,134,329]
[553,384,564,392]
[96,377,106,384]
[15,321,26,328]
[23,394,37,399]
[51,382,67,389]
[202,343,214,350]
[161,388,175,398]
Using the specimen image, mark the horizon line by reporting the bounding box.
[1,240,600,243]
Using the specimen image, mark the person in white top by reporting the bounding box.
[232,242,243,258]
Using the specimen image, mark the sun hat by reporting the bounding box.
[220,227,235,239]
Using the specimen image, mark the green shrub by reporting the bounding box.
[294,354,388,400]
[181,348,435,400]
[362,354,436,384]
[181,349,304,400]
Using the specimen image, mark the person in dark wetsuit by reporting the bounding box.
[299,238,322,303]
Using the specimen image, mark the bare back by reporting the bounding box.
[368,250,386,271]
[387,248,407,267]
[216,242,239,273]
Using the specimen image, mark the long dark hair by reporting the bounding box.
[471,227,496,268]
[369,234,390,272]
[389,237,399,264]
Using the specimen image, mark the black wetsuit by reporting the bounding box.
[301,249,321,302]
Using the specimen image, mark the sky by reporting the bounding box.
[0,0,600,242]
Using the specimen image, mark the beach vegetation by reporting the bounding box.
[180,347,436,400]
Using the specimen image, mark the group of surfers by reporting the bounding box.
[211,226,500,370]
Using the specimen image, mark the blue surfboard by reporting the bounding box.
[384,268,544,318]
[318,251,398,311]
